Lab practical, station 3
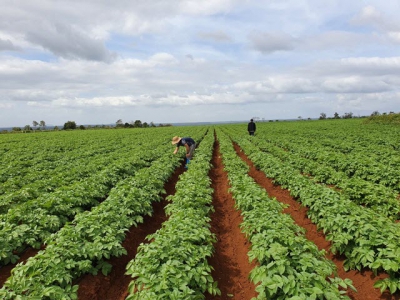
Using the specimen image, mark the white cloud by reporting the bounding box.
[179,0,238,15]
[249,32,296,54]
[1,1,400,127]
[149,53,178,65]
[25,22,116,62]
[350,5,400,32]
[350,5,400,46]
[322,76,391,93]
[301,31,370,51]
[0,38,18,51]
[387,32,400,44]
[198,30,232,42]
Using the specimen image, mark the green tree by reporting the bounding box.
[342,112,353,119]
[116,119,123,127]
[333,112,340,119]
[39,120,46,129]
[32,120,38,130]
[319,112,327,120]
[371,111,380,116]
[133,120,142,128]
[63,121,77,130]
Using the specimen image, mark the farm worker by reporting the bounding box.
[172,136,196,169]
[248,119,256,136]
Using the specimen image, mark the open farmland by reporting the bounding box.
[0,119,400,299]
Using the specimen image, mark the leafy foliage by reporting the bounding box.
[0,127,208,299]
[222,119,400,295]
[217,129,355,299]
[126,130,220,299]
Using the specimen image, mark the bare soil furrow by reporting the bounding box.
[206,139,257,300]
[233,142,398,300]
[0,248,41,287]
[76,162,185,300]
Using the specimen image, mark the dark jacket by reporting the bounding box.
[177,137,195,147]
[248,121,256,132]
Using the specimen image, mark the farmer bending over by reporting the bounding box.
[172,136,196,169]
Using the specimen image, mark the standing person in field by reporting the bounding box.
[248,119,256,136]
[172,136,196,169]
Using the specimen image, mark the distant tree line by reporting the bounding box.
[363,111,400,125]
[318,110,397,120]
[318,112,354,120]
[3,119,172,134]
[115,119,172,128]
[3,111,398,134]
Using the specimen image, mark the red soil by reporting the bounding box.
[76,163,185,300]
[1,139,399,300]
[206,139,257,300]
[233,142,399,300]
[0,248,40,287]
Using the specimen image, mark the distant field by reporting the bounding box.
[0,119,400,299]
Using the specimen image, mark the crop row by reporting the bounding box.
[0,132,181,266]
[125,129,219,299]
[0,128,205,266]
[0,130,167,196]
[255,120,400,192]
[0,147,144,214]
[225,129,400,294]
[267,136,400,193]
[0,129,209,299]
[217,129,355,299]
[0,155,149,266]
[0,131,126,191]
[249,137,400,219]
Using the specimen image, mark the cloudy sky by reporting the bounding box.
[1,0,400,127]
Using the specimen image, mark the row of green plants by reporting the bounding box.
[267,135,400,193]
[0,148,140,214]
[249,138,400,219]
[0,131,122,189]
[0,129,172,202]
[224,129,400,294]
[254,120,400,192]
[217,129,355,299]
[0,130,183,266]
[0,129,208,299]
[125,129,219,299]
[0,155,149,266]
[363,112,400,125]
[0,128,203,266]
[0,130,160,196]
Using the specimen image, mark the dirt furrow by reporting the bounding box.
[77,162,185,300]
[233,142,398,300]
[206,139,257,300]
[0,248,41,287]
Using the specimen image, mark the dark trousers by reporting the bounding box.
[187,143,196,159]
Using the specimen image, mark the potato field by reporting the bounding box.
[0,119,399,300]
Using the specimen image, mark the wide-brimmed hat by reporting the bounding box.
[171,136,181,145]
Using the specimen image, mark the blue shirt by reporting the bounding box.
[177,137,195,147]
